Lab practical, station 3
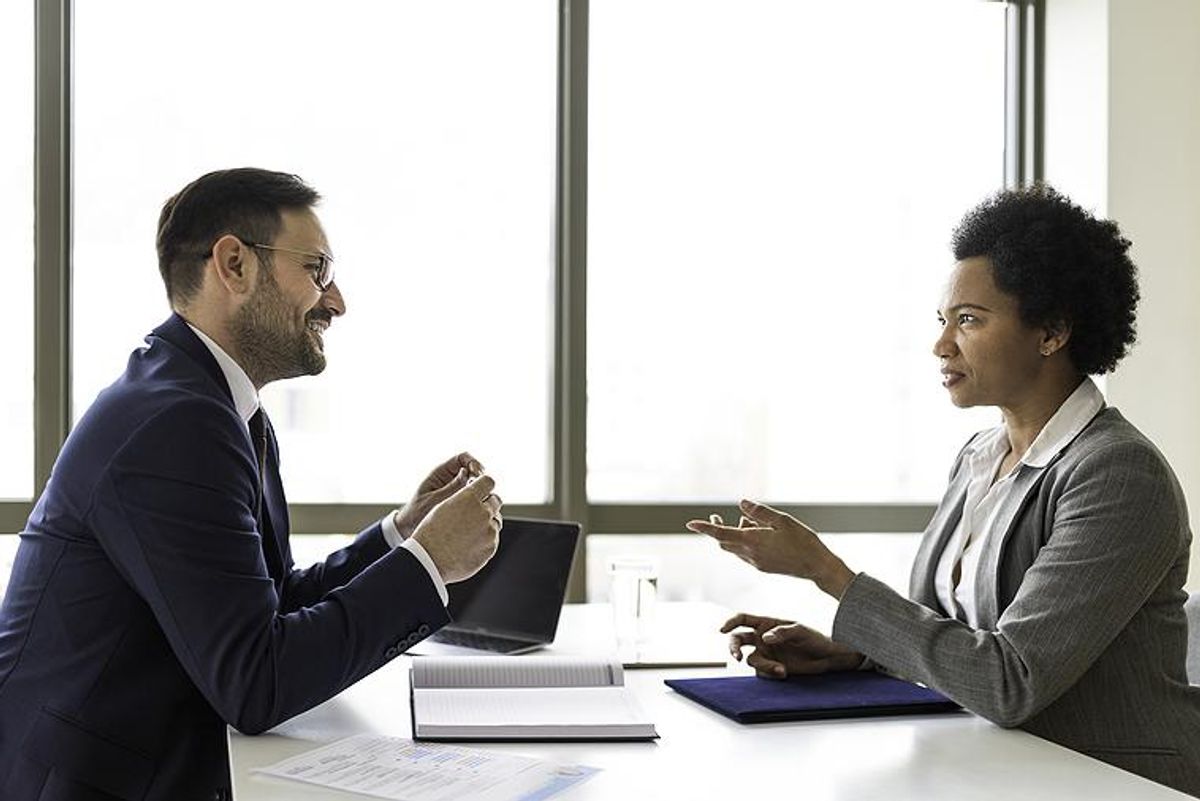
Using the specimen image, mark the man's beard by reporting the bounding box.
[231,268,326,387]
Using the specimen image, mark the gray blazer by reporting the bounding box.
[833,408,1200,796]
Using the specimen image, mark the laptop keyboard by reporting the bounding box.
[431,629,533,654]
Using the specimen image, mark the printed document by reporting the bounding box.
[254,734,598,801]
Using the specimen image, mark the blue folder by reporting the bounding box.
[665,671,960,724]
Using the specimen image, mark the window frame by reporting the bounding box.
[5,0,1039,602]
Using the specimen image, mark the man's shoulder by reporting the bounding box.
[65,333,242,473]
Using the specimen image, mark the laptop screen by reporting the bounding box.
[445,518,581,643]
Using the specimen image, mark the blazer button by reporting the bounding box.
[417,624,431,636]
[384,646,399,660]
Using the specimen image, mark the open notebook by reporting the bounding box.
[410,656,658,741]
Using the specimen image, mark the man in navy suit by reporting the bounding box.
[0,168,503,800]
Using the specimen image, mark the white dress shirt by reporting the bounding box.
[186,322,448,605]
[934,377,1105,627]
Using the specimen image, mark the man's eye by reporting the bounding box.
[958,314,977,325]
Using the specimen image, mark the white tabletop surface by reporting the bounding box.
[229,603,1191,800]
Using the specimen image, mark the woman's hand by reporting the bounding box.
[687,499,857,599]
[722,613,865,678]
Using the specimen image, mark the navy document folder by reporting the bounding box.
[665,671,960,723]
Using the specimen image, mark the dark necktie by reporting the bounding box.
[248,408,268,523]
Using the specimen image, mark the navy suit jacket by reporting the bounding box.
[0,314,450,800]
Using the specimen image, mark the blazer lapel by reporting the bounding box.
[971,465,1046,628]
[910,478,969,609]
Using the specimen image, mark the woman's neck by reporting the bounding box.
[1000,373,1085,458]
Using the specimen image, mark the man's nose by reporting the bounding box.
[322,281,346,317]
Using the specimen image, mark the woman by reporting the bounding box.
[688,186,1200,796]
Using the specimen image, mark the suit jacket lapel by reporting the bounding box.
[971,465,1046,628]
[152,314,291,585]
[910,478,969,610]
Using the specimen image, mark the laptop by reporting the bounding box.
[424,517,581,655]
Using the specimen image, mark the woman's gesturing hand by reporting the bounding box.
[687,499,857,598]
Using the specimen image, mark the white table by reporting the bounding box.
[229,604,1191,800]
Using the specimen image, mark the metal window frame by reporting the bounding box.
[7,0,1039,604]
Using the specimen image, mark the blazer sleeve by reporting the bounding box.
[278,523,391,613]
[86,398,450,734]
[831,439,1186,727]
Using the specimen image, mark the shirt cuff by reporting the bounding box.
[381,510,405,549]
[400,535,449,607]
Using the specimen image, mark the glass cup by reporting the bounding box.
[608,556,658,657]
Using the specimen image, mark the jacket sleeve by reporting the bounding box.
[278,523,391,613]
[86,398,449,734]
[831,440,1186,727]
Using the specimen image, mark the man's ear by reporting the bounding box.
[210,234,257,296]
[1039,318,1072,357]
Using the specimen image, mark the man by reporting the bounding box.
[0,168,502,800]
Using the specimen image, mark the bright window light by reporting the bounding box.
[588,0,1006,502]
[74,1,557,503]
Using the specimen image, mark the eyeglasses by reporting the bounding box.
[242,240,336,292]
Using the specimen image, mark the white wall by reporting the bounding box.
[1045,0,1200,590]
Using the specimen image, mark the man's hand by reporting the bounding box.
[721,612,865,679]
[686,499,856,599]
[410,473,502,583]
[392,452,484,541]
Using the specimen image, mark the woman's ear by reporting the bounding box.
[209,234,256,296]
[1039,319,1072,357]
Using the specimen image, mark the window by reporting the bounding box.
[588,0,1006,503]
[0,0,35,500]
[73,1,557,503]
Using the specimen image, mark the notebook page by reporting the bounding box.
[412,656,623,689]
[414,686,651,728]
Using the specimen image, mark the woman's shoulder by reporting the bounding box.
[1058,407,1178,483]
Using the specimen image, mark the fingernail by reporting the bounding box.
[763,633,777,642]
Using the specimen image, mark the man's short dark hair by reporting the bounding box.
[156,168,321,305]
[951,184,1140,375]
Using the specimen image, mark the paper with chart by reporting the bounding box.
[253,734,598,801]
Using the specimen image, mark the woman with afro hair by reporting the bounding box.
[690,185,1200,795]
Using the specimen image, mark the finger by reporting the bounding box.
[746,650,788,678]
[457,452,484,477]
[727,632,758,661]
[739,498,787,526]
[727,630,765,661]
[485,493,502,516]
[762,622,812,645]
[429,468,468,500]
[720,613,777,633]
[467,474,496,499]
[431,453,468,481]
[685,520,755,542]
